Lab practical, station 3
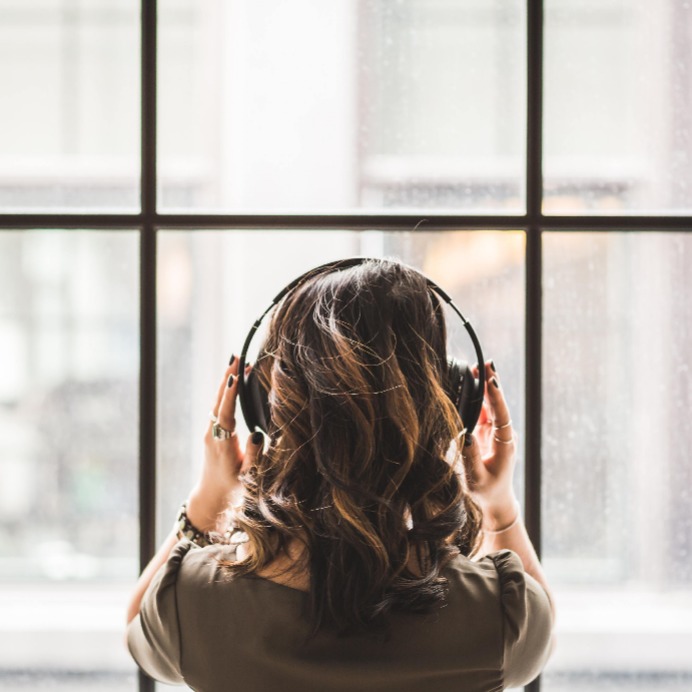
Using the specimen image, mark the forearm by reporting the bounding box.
[473,501,557,626]
[125,528,179,625]
[124,489,234,626]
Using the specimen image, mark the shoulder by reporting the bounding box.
[173,538,243,592]
[443,547,514,596]
[139,539,238,595]
[476,549,555,688]
[440,548,528,631]
[448,549,551,618]
[126,540,241,685]
[126,541,195,685]
[480,549,553,638]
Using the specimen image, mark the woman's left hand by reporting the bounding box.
[186,356,263,533]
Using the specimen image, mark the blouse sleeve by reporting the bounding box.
[489,549,555,689]
[127,540,196,686]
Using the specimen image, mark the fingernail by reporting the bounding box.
[227,374,235,388]
[252,431,263,445]
[490,360,496,372]
[491,377,500,389]
[229,354,235,366]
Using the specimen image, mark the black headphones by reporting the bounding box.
[237,258,485,443]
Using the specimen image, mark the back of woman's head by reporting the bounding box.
[226,258,483,635]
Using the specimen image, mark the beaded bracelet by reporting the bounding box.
[482,498,522,534]
[174,502,213,547]
[175,501,238,548]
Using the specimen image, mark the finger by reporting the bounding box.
[209,355,240,419]
[211,364,235,420]
[207,374,243,463]
[484,367,516,458]
[241,430,264,474]
[228,353,240,377]
[217,373,239,429]
[485,364,512,431]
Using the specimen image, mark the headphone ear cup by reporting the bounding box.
[447,358,483,436]
[244,367,271,435]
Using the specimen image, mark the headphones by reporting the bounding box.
[237,258,485,443]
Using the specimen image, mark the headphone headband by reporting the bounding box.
[237,257,485,438]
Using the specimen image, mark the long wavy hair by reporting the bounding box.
[219,259,483,635]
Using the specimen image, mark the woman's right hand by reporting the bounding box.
[462,360,519,529]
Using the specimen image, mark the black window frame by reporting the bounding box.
[2,2,691,690]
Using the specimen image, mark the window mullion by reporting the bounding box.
[525,0,544,687]
[139,0,158,690]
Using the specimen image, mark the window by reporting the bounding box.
[1,1,691,691]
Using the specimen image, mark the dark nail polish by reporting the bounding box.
[490,360,496,372]
[252,431,263,445]
[229,354,235,366]
[227,374,235,388]
[491,377,500,389]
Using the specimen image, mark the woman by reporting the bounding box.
[126,258,556,691]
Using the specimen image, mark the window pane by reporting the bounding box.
[158,1,526,212]
[0,231,139,690]
[542,233,692,691]
[0,1,140,211]
[544,0,692,213]
[157,230,526,541]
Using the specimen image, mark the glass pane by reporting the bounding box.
[542,233,692,691]
[158,1,526,213]
[0,231,139,690]
[157,230,526,533]
[544,0,692,213]
[0,1,140,211]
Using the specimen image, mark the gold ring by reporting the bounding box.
[493,431,515,445]
[493,419,512,430]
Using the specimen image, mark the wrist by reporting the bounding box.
[478,494,521,532]
[186,487,232,534]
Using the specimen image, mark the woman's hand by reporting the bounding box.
[462,360,519,530]
[186,355,263,534]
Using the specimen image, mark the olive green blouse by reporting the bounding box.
[127,540,554,691]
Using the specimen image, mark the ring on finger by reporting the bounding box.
[493,431,516,445]
[209,410,219,424]
[493,419,512,430]
[212,421,237,440]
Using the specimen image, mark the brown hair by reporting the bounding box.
[220,259,483,635]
